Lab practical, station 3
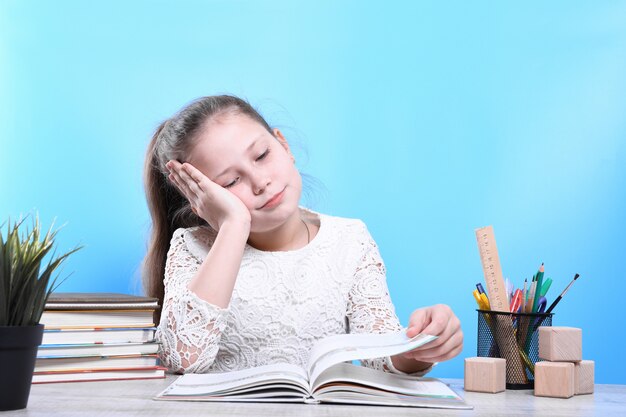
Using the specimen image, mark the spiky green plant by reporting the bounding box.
[0,215,82,326]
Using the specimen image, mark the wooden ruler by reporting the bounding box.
[475,225,508,312]
[475,225,528,384]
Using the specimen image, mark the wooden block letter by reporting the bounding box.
[534,361,575,399]
[539,327,582,362]
[464,357,506,393]
[575,360,594,395]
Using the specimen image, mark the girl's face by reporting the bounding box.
[188,112,302,232]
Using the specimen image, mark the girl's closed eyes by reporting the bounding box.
[223,147,271,188]
[257,148,270,161]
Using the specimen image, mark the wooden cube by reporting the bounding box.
[534,361,575,398]
[575,360,594,395]
[539,327,582,362]
[464,357,506,393]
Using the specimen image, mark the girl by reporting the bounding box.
[143,95,463,375]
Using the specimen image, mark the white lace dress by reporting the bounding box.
[156,207,430,377]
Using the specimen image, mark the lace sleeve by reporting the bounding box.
[346,222,432,377]
[155,228,229,374]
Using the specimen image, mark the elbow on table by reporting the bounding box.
[177,349,216,374]
[157,338,217,374]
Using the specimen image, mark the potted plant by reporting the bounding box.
[0,215,82,411]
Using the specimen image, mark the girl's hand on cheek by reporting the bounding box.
[165,160,251,232]
[403,304,463,364]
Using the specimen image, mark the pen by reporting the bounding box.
[531,296,548,328]
[526,281,537,313]
[480,293,491,310]
[545,273,581,314]
[476,283,486,295]
[522,278,528,313]
[536,296,547,313]
[474,289,497,357]
[540,277,553,297]
[473,289,491,311]
[473,289,483,306]
[510,289,522,313]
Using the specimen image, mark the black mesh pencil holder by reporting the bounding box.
[477,309,553,389]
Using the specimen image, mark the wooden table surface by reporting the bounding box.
[4,376,625,417]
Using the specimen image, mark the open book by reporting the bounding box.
[156,330,471,409]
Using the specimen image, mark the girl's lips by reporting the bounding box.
[260,188,286,209]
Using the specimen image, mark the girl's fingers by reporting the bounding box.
[181,163,209,188]
[167,161,216,217]
[168,174,189,201]
[403,305,463,363]
[169,169,194,199]
[416,329,463,359]
[168,172,187,197]
[404,329,463,362]
[406,309,430,338]
[420,305,455,337]
[168,162,198,198]
[406,317,455,356]
[177,165,202,196]
[416,343,463,364]
[424,341,463,363]
[166,161,187,196]
[409,306,458,350]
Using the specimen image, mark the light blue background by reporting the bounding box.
[2,1,625,384]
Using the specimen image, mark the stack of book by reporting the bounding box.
[35,292,165,384]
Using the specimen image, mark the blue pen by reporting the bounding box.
[533,296,548,327]
[537,296,547,313]
[476,283,486,295]
[512,304,523,327]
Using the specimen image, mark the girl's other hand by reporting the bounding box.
[166,160,251,232]
[403,304,463,363]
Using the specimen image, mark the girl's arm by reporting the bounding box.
[187,220,250,308]
[157,160,252,372]
[346,221,433,376]
[156,224,247,374]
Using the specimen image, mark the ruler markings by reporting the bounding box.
[475,225,527,383]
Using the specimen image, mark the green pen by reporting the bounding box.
[540,277,552,297]
[531,263,544,313]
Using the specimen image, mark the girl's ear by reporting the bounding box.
[273,128,295,161]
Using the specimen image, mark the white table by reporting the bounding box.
[6,376,626,416]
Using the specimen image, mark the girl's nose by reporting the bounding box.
[253,175,271,195]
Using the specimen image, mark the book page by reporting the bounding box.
[157,363,310,399]
[311,362,459,398]
[310,363,471,409]
[307,330,437,384]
